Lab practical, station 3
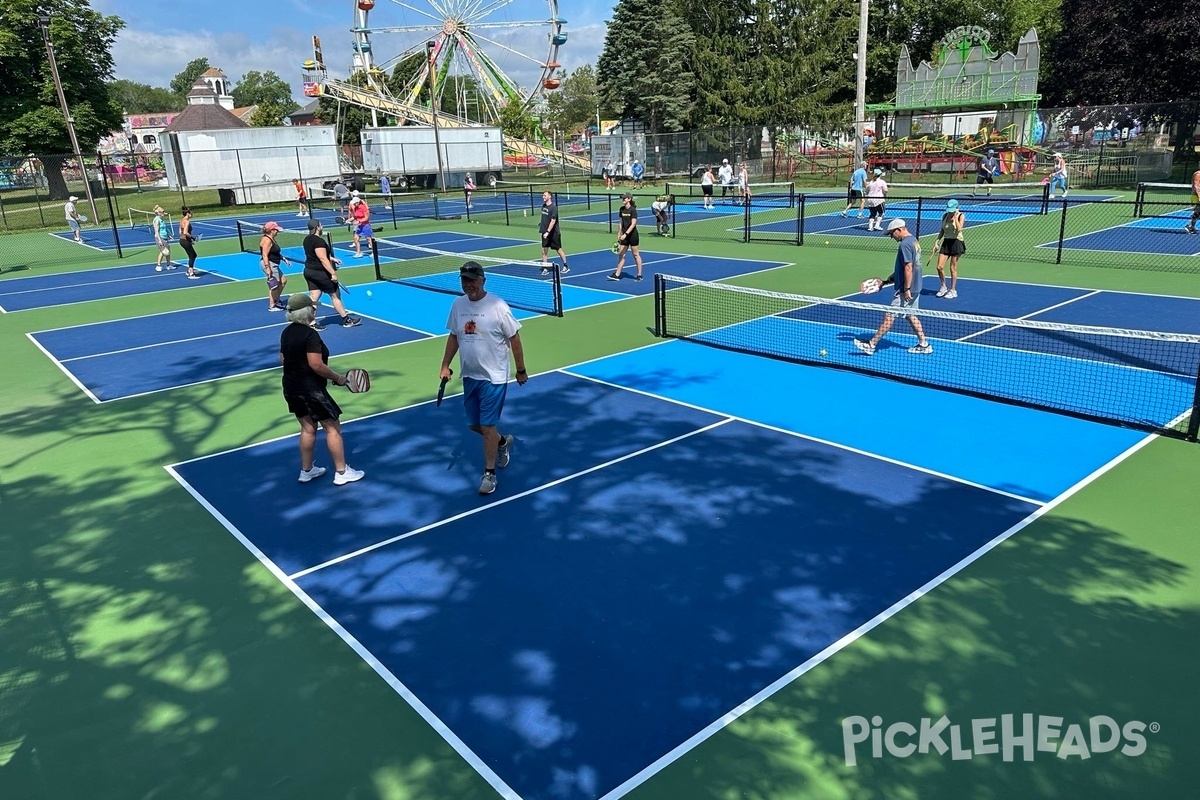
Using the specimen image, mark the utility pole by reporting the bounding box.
[854,0,869,166]
[426,41,447,191]
[39,14,99,223]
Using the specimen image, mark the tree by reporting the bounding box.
[232,70,299,124]
[543,65,601,135]
[497,99,539,142]
[169,57,210,100]
[597,0,696,135]
[108,78,181,114]
[0,0,125,199]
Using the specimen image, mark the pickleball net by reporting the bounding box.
[653,274,1200,439]
[372,237,563,316]
[1134,182,1199,219]
[236,220,330,260]
[668,181,796,207]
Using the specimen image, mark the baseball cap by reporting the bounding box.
[946,199,959,210]
[722,158,729,164]
[306,218,322,232]
[68,195,78,201]
[459,261,485,279]
[873,168,883,175]
[350,190,360,196]
[263,221,282,232]
[987,148,995,154]
[286,293,314,311]
[886,218,907,233]
[621,192,633,200]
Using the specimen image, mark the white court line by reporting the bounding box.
[161,463,524,800]
[957,290,1101,342]
[288,419,736,579]
[598,428,1163,800]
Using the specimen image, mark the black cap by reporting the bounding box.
[621,193,633,200]
[306,218,322,232]
[459,261,485,279]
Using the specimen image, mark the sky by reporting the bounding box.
[92,0,609,107]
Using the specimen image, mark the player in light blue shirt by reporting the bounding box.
[842,161,869,217]
[853,218,932,356]
[631,160,644,188]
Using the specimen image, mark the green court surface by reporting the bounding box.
[2,201,1199,799]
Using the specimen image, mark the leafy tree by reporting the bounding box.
[169,57,210,99]
[108,78,180,114]
[232,70,299,124]
[0,0,125,198]
[543,65,601,135]
[597,0,696,135]
[497,99,539,141]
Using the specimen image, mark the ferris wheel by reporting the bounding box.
[350,0,567,123]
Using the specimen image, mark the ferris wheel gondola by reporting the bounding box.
[350,0,566,124]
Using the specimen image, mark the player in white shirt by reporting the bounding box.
[718,158,735,203]
[441,261,528,495]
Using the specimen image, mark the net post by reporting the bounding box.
[372,236,382,281]
[743,195,750,242]
[1055,199,1068,264]
[586,179,591,209]
[97,151,124,259]
[1041,181,1051,215]
[1134,182,1145,217]
[669,197,676,238]
[1188,363,1200,441]
[653,274,664,336]
[431,193,440,220]
[503,191,510,226]
[551,261,563,317]
[797,193,805,246]
[236,220,247,254]
[607,194,614,235]
[915,197,924,239]
[390,194,398,230]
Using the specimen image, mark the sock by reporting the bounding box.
[485,468,496,476]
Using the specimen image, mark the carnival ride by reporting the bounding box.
[303,0,588,171]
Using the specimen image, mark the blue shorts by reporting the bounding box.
[462,376,508,428]
[68,219,80,232]
[355,222,373,238]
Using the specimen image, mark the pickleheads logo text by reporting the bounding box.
[841,714,1156,766]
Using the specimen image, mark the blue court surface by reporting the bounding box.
[1051,211,1200,256]
[28,299,428,402]
[2,231,531,313]
[168,344,1147,800]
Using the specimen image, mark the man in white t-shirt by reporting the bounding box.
[440,261,528,495]
[717,158,735,203]
[64,195,83,243]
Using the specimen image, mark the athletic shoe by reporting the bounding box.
[540,266,550,276]
[333,466,365,485]
[936,286,948,298]
[908,342,934,355]
[559,265,570,274]
[296,212,306,217]
[853,339,876,356]
[478,472,497,495]
[155,266,163,272]
[635,275,643,281]
[310,321,326,331]
[1186,226,1197,235]
[187,273,200,280]
[607,273,621,281]
[945,289,958,299]
[857,211,864,218]
[341,316,362,328]
[298,465,327,483]
[497,434,514,469]
[840,209,847,217]
[269,304,284,312]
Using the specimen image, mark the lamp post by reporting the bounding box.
[39,14,99,222]
[853,0,869,166]
[426,40,447,191]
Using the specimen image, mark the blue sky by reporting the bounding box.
[92,0,609,106]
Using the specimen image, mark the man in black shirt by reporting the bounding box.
[608,193,644,281]
[538,190,570,275]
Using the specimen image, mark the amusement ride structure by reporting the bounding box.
[302,0,588,169]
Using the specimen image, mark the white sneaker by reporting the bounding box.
[908,342,933,355]
[840,209,847,217]
[497,434,514,469]
[945,289,958,299]
[333,466,365,485]
[155,265,163,272]
[853,338,876,356]
[936,286,948,298]
[298,465,326,483]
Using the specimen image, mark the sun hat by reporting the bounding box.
[286,293,314,311]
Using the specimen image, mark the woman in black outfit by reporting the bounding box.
[260,221,289,312]
[302,218,360,330]
[179,206,200,279]
[280,293,364,486]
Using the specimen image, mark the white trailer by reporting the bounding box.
[590,134,646,178]
[162,125,342,204]
[359,126,505,189]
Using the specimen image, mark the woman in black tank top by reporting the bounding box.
[934,200,966,300]
[260,222,290,311]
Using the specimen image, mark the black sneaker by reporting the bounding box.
[607,273,621,281]
[341,316,362,328]
[635,275,643,282]
[310,321,326,332]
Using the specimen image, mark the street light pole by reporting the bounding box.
[853,0,869,166]
[39,15,99,223]
[426,40,447,191]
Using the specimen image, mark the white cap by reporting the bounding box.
[68,195,78,201]
[886,218,906,232]
[722,158,729,163]
[350,189,359,196]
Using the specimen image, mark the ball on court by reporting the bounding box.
[819,349,828,357]
[824,240,830,245]
[365,289,373,298]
